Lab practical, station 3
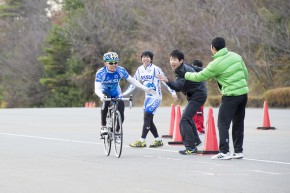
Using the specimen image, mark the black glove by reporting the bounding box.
[175,69,185,78]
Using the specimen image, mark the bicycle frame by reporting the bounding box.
[101,96,132,158]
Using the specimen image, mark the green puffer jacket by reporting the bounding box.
[185,48,249,96]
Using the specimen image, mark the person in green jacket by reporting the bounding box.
[176,37,249,160]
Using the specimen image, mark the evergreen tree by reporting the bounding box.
[38,25,86,107]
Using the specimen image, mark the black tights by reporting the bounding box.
[101,101,125,126]
[141,112,159,139]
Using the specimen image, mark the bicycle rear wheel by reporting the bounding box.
[113,110,123,158]
[103,132,112,156]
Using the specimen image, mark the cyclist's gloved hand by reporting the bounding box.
[100,94,106,102]
[118,93,124,98]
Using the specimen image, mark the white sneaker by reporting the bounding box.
[231,153,243,159]
[211,152,231,160]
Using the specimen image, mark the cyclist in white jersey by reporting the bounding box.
[95,52,156,137]
[122,51,177,148]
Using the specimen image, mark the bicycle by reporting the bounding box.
[101,96,132,158]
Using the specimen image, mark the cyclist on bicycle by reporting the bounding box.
[122,51,178,148]
[95,52,156,137]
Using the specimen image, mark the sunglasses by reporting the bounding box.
[108,62,118,65]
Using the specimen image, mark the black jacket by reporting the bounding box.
[166,63,207,100]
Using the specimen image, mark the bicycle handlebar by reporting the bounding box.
[101,95,133,110]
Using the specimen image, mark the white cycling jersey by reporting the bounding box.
[123,63,176,99]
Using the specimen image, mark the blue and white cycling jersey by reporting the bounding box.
[123,63,176,114]
[124,63,175,99]
[95,66,129,98]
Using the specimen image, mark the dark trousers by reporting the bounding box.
[180,96,206,149]
[218,94,248,154]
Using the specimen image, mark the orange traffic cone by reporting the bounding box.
[197,107,219,154]
[89,102,96,108]
[168,105,183,145]
[162,104,175,138]
[257,101,276,130]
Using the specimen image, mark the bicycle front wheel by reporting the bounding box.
[113,110,123,158]
[103,132,112,156]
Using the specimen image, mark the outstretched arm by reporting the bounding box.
[122,84,135,96]
[184,62,217,82]
[157,74,184,92]
[158,68,177,95]
[126,76,156,95]
[122,74,138,96]
[161,79,178,101]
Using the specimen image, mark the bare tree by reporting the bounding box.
[132,0,290,95]
[0,0,50,107]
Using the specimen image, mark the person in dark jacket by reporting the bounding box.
[191,60,205,134]
[157,50,207,155]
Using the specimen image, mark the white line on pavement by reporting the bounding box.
[0,132,100,145]
[249,170,281,175]
[243,158,290,165]
[1,132,290,165]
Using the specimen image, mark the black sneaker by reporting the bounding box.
[179,148,197,155]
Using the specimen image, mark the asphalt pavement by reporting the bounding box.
[0,107,289,193]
